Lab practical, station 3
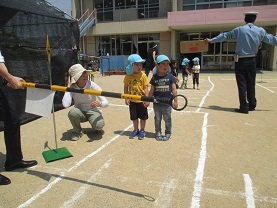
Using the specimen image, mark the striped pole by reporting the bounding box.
[21,82,171,104]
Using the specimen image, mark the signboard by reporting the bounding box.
[180,40,208,53]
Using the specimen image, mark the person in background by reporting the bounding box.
[148,55,178,141]
[123,54,149,140]
[191,57,200,90]
[180,58,191,89]
[62,64,109,141]
[0,50,37,185]
[205,11,277,114]
[144,42,158,77]
[170,59,179,89]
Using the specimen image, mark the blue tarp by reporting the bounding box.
[100,55,126,75]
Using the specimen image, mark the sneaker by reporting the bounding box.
[138,130,146,140]
[129,129,139,139]
[156,132,163,141]
[163,134,171,141]
[71,132,83,141]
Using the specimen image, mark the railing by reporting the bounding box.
[78,8,97,38]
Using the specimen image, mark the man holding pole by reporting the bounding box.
[0,50,37,185]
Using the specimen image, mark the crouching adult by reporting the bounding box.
[62,64,108,141]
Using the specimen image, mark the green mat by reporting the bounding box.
[42,147,73,163]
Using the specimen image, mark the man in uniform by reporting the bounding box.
[205,11,277,114]
[0,50,38,185]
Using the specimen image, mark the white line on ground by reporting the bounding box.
[243,174,256,208]
[154,178,178,208]
[109,103,129,107]
[34,165,68,172]
[257,84,275,93]
[190,113,209,208]
[18,124,133,208]
[196,76,214,113]
[204,188,277,203]
[61,158,112,208]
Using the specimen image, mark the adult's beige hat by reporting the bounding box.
[68,64,89,84]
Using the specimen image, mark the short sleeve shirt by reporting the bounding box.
[150,73,176,99]
[123,72,149,103]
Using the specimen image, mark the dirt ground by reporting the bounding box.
[0,71,276,208]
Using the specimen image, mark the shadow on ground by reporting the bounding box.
[114,130,156,139]
[25,169,155,201]
[60,128,103,142]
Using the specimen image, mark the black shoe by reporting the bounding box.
[5,160,38,171]
[249,108,255,111]
[235,108,248,114]
[0,174,11,185]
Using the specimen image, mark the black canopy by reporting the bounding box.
[0,0,80,128]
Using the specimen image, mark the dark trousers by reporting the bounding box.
[0,89,23,166]
[144,62,155,77]
[235,57,257,111]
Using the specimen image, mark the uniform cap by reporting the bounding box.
[192,57,200,63]
[244,11,259,16]
[156,54,170,64]
[181,58,190,65]
[68,64,93,83]
[126,54,145,74]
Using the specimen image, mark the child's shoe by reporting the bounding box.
[163,134,171,141]
[129,129,139,139]
[156,132,163,141]
[138,130,146,140]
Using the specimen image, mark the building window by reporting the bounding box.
[138,0,159,18]
[95,0,113,21]
[95,0,162,22]
[98,35,133,56]
[115,0,136,9]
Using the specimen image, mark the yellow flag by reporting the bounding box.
[46,35,51,63]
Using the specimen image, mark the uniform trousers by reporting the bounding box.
[0,89,23,167]
[235,57,257,111]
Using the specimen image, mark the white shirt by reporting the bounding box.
[62,80,109,112]
[192,65,200,73]
[0,51,5,62]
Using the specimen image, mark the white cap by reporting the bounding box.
[244,11,259,16]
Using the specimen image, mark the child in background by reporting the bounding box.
[170,59,179,89]
[123,54,149,140]
[192,57,200,90]
[180,58,191,89]
[148,55,178,141]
